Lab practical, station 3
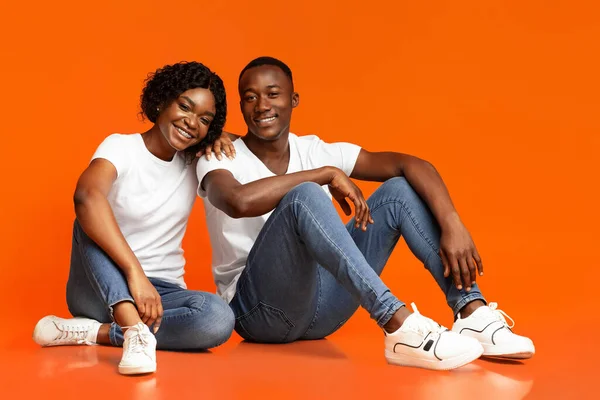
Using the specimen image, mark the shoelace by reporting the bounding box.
[122,325,153,358]
[488,302,515,328]
[54,322,93,345]
[403,303,447,337]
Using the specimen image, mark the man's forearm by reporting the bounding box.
[223,167,335,218]
[401,158,461,230]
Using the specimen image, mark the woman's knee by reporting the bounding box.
[184,294,235,349]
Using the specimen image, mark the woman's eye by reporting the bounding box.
[179,103,190,111]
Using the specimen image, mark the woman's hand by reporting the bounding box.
[196,131,239,160]
[126,270,163,333]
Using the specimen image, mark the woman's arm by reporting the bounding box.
[73,159,163,330]
[74,159,145,277]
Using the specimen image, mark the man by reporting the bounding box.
[196,57,534,370]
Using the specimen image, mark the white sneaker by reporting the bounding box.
[384,303,484,370]
[118,322,157,375]
[452,302,535,359]
[33,315,101,346]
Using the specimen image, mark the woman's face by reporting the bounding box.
[156,87,216,151]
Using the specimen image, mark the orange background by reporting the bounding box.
[0,0,598,396]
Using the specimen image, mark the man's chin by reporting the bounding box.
[250,128,287,141]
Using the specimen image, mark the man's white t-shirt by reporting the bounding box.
[196,133,361,302]
[92,133,198,288]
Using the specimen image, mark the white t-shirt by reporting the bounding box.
[92,133,198,288]
[196,133,361,302]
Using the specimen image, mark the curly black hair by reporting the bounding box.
[140,61,227,163]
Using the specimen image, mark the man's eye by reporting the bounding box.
[268,92,279,97]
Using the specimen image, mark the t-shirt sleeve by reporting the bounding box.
[196,156,236,198]
[308,136,362,176]
[91,134,132,177]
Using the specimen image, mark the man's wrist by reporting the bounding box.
[439,211,462,231]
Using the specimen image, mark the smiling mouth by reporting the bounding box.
[254,116,277,124]
[175,125,194,139]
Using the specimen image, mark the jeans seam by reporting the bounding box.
[241,200,300,295]
[236,302,295,343]
[159,307,204,322]
[372,198,439,254]
[293,200,393,315]
[109,323,120,346]
[301,267,323,338]
[77,241,120,321]
[75,226,135,324]
[376,299,404,327]
[453,293,486,316]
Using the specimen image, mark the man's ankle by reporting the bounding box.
[383,305,412,333]
[457,300,486,319]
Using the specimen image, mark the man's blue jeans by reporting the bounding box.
[229,177,486,343]
[66,220,235,350]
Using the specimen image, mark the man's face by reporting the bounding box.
[239,65,299,141]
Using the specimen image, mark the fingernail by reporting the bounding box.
[466,287,471,292]
[457,285,462,290]
[480,272,484,276]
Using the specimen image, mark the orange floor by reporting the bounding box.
[2,1,599,398]
[1,309,595,399]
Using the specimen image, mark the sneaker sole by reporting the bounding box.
[385,345,483,371]
[482,343,535,359]
[118,364,157,375]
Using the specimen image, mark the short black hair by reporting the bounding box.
[140,61,227,163]
[238,56,293,93]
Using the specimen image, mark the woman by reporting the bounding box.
[33,61,236,375]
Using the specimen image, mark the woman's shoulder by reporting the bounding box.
[100,132,141,145]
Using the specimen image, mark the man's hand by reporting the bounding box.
[126,270,163,333]
[328,168,374,231]
[439,215,484,292]
[196,131,238,160]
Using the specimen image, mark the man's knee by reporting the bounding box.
[280,182,328,207]
[289,181,324,197]
[379,177,419,201]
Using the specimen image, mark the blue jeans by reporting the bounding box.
[229,177,486,343]
[66,220,235,350]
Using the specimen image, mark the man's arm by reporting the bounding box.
[350,149,484,290]
[351,150,457,227]
[202,166,372,226]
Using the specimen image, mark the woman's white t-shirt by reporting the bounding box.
[91,133,198,288]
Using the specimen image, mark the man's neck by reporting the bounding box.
[243,131,290,176]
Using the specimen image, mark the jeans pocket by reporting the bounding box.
[235,302,295,343]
